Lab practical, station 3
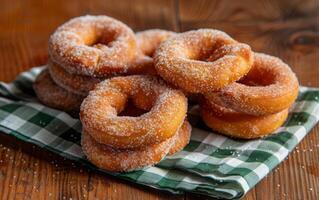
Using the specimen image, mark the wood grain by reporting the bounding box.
[0,0,318,199]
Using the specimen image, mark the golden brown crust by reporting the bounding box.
[205,53,299,116]
[80,75,188,149]
[33,69,85,114]
[81,129,171,172]
[200,99,289,139]
[81,120,191,172]
[154,29,253,93]
[48,60,102,96]
[48,15,140,77]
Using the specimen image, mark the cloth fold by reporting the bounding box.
[0,66,318,199]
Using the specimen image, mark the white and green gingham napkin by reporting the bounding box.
[0,66,318,199]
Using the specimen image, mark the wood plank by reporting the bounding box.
[185,187,257,200]
[87,173,183,200]
[0,134,90,200]
[178,0,319,23]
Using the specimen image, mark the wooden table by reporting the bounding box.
[0,0,318,199]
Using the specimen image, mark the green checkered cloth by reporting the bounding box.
[0,66,318,199]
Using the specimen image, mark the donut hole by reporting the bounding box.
[206,43,249,64]
[186,40,230,62]
[145,49,158,58]
[144,51,154,57]
[238,67,277,86]
[106,78,163,118]
[173,34,232,62]
[188,43,225,61]
[87,30,118,48]
[118,98,148,117]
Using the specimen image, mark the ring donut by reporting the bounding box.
[200,99,288,139]
[80,75,188,149]
[48,61,102,96]
[136,29,176,57]
[33,69,85,114]
[49,15,139,77]
[154,29,253,93]
[81,120,191,172]
[206,53,299,116]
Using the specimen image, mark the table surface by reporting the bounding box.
[0,0,319,199]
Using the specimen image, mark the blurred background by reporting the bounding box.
[1,0,319,85]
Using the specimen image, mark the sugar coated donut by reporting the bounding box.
[81,129,171,172]
[200,100,288,139]
[81,120,190,172]
[206,53,299,116]
[80,75,187,149]
[48,61,102,96]
[33,69,85,114]
[49,15,139,77]
[136,29,176,57]
[154,29,253,93]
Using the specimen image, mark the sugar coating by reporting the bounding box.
[48,60,102,96]
[154,29,254,93]
[200,99,289,139]
[206,53,300,116]
[33,69,85,114]
[81,120,190,172]
[81,129,172,172]
[80,75,188,149]
[48,15,140,77]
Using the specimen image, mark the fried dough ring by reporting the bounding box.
[80,75,188,149]
[49,15,139,77]
[154,29,253,93]
[48,61,102,96]
[81,120,190,172]
[206,53,299,116]
[200,100,289,139]
[33,69,85,114]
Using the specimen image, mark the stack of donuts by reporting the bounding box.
[33,15,299,172]
[154,29,299,139]
[33,15,175,115]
